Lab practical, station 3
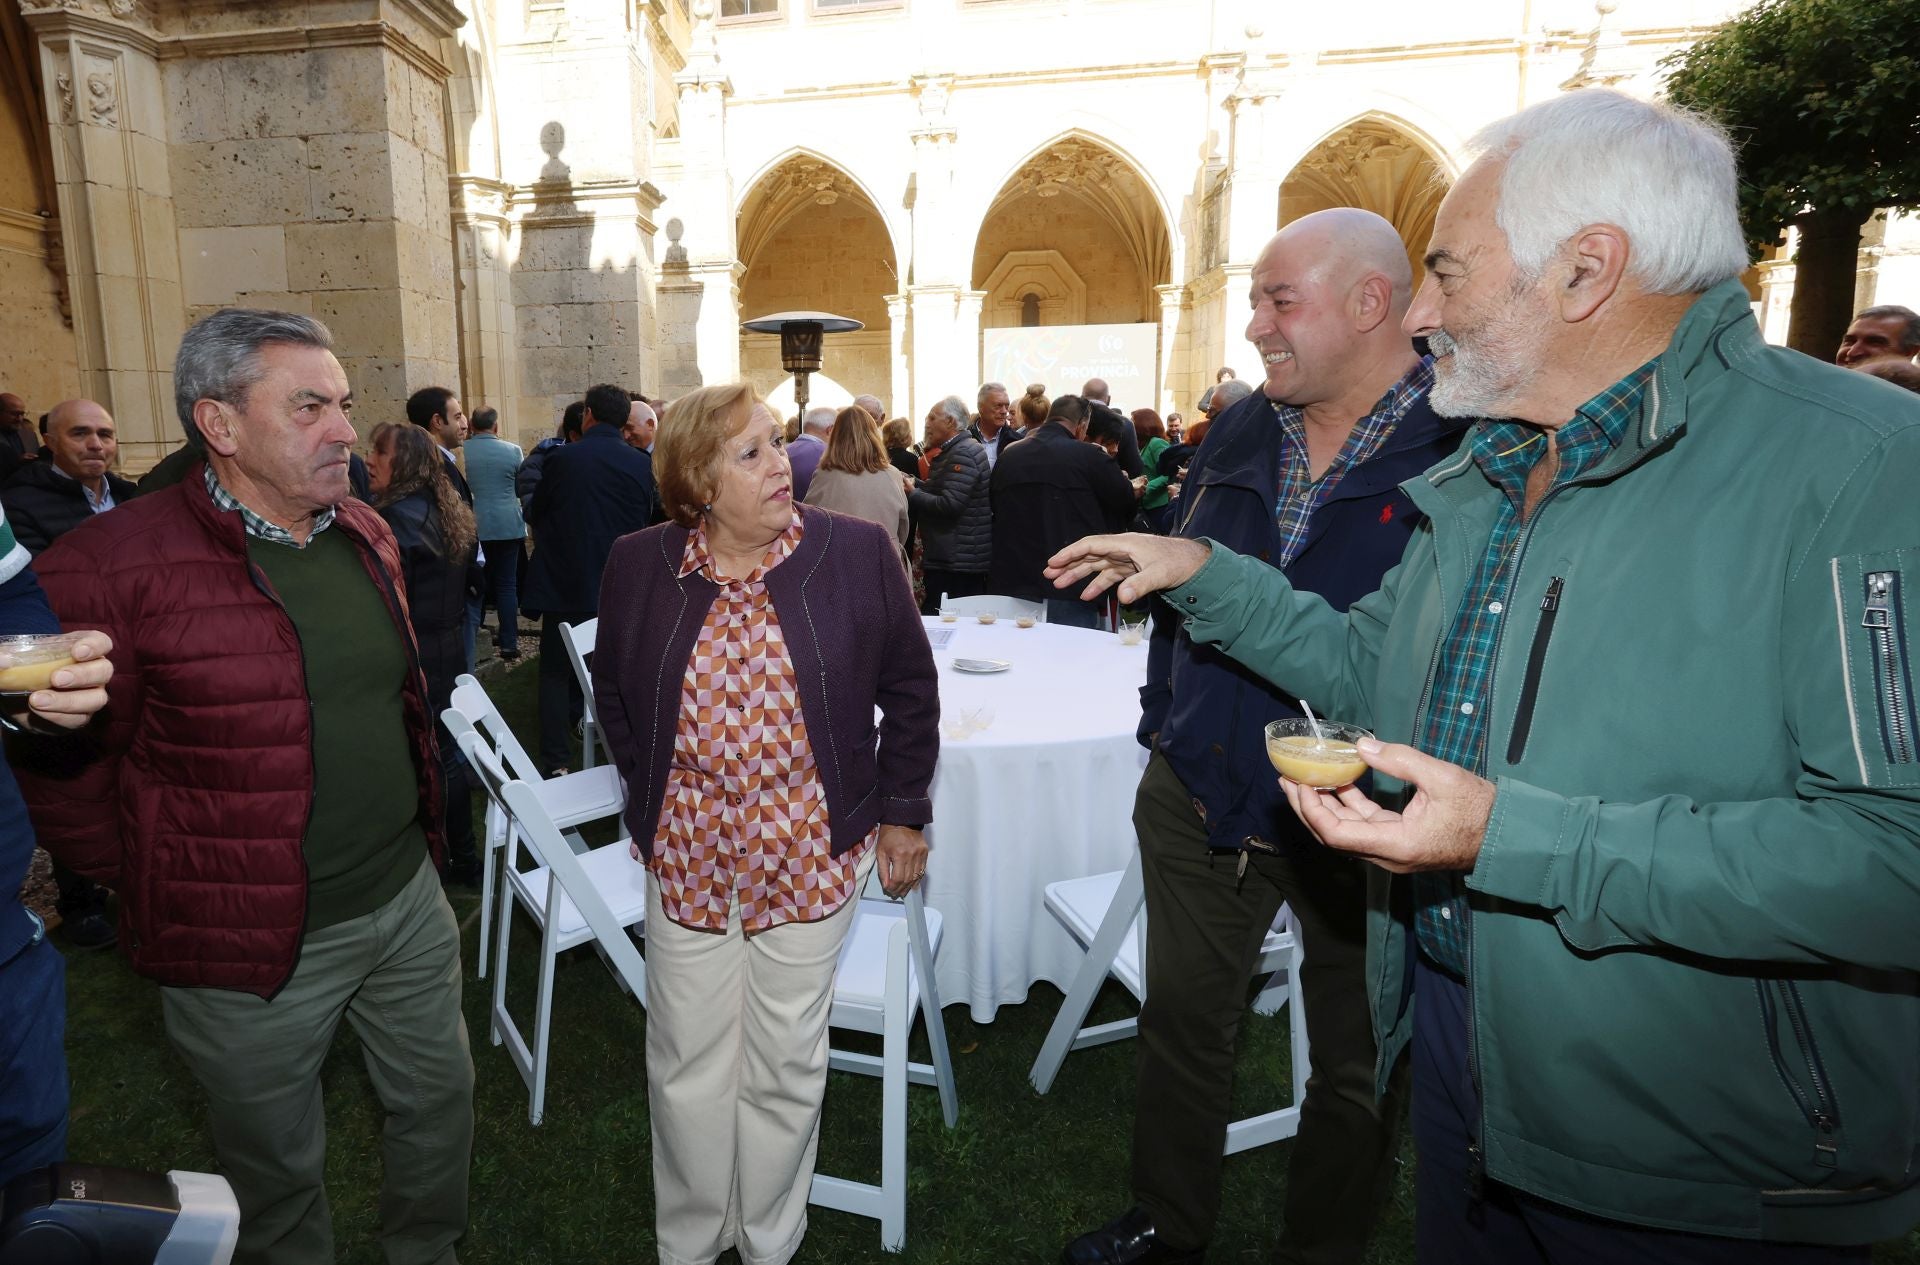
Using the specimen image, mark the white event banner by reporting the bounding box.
[981,323,1158,406]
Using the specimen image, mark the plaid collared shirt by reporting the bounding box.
[203,463,335,548]
[1411,360,1656,977]
[1272,357,1434,567]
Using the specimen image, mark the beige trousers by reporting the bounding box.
[645,856,869,1265]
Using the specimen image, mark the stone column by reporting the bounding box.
[956,289,984,398]
[161,0,467,439]
[903,73,961,421]
[657,0,738,399]
[451,176,521,437]
[22,0,183,469]
[1155,281,1189,418]
[907,285,958,434]
[885,292,909,421]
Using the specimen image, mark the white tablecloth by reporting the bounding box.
[917,616,1150,1021]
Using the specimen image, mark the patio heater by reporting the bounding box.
[740,310,863,417]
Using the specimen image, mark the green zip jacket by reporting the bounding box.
[1162,280,1920,1245]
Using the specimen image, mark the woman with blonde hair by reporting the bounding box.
[1016,382,1049,434]
[367,421,482,884]
[803,404,910,554]
[593,382,938,1265]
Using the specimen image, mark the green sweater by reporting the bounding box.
[249,529,426,931]
[1165,280,1920,1244]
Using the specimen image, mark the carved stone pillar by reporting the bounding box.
[1155,282,1190,419]
[451,176,521,437]
[22,0,182,468]
[906,285,958,434]
[885,292,909,422]
[661,0,737,397]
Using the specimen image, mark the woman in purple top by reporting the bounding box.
[592,382,939,1265]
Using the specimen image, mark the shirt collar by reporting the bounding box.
[1468,358,1657,500]
[678,509,806,584]
[203,462,336,548]
[45,461,115,511]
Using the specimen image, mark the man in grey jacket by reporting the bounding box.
[910,395,991,614]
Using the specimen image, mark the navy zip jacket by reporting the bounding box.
[1141,376,1468,856]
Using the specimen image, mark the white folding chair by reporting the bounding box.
[1028,852,1309,1154]
[456,729,649,1127]
[937,592,1046,623]
[445,674,626,978]
[810,877,960,1252]
[558,617,612,769]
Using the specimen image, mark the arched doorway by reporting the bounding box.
[1278,117,1451,283]
[972,135,1171,331]
[736,154,896,413]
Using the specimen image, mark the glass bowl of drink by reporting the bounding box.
[975,610,998,625]
[1264,718,1372,788]
[0,631,88,695]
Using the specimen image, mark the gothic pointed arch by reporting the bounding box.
[970,131,1172,330]
[735,151,898,405]
[1278,113,1453,282]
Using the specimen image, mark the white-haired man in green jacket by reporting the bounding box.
[1049,89,1920,1263]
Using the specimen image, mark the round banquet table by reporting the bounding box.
[916,615,1150,1021]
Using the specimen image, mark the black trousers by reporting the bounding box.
[537,609,591,771]
[1131,753,1406,1263]
[919,568,986,616]
[1411,956,1871,1265]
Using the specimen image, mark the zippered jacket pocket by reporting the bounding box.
[1833,553,1920,787]
[1506,576,1563,765]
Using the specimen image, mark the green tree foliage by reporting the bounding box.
[1663,0,1920,354]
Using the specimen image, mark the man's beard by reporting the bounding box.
[1428,278,1551,419]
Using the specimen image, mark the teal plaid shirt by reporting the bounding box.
[203,464,335,548]
[1411,360,1656,977]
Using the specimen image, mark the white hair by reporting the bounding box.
[802,406,836,434]
[1467,89,1749,296]
[931,396,971,429]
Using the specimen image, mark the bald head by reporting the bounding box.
[622,398,658,450]
[45,398,116,490]
[1080,378,1110,405]
[1270,207,1414,310]
[1245,207,1421,414]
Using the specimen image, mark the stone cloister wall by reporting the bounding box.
[8,0,1918,475]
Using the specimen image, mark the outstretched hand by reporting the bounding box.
[1043,534,1211,605]
[1279,738,1496,875]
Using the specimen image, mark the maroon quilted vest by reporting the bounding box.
[17,468,443,996]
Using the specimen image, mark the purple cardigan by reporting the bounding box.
[593,506,940,860]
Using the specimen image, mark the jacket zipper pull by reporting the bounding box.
[1814,1112,1839,1169]
[1539,575,1564,612]
[1466,1140,1486,1204]
[1864,573,1892,629]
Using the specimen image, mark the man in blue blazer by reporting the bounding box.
[462,408,528,660]
[523,383,657,774]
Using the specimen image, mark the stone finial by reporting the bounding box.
[1563,0,1635,91]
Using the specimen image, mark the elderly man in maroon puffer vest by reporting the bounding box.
[17,309,472,1265]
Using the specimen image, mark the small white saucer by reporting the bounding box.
[951,658,1011,674]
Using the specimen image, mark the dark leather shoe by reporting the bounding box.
[1061,1205,1203,1265]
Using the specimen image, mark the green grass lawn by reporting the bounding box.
[56,660,1920,1263]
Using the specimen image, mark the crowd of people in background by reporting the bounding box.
[2,83,1920,1265]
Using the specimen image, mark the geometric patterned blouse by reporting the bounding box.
[650,511,874,934]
